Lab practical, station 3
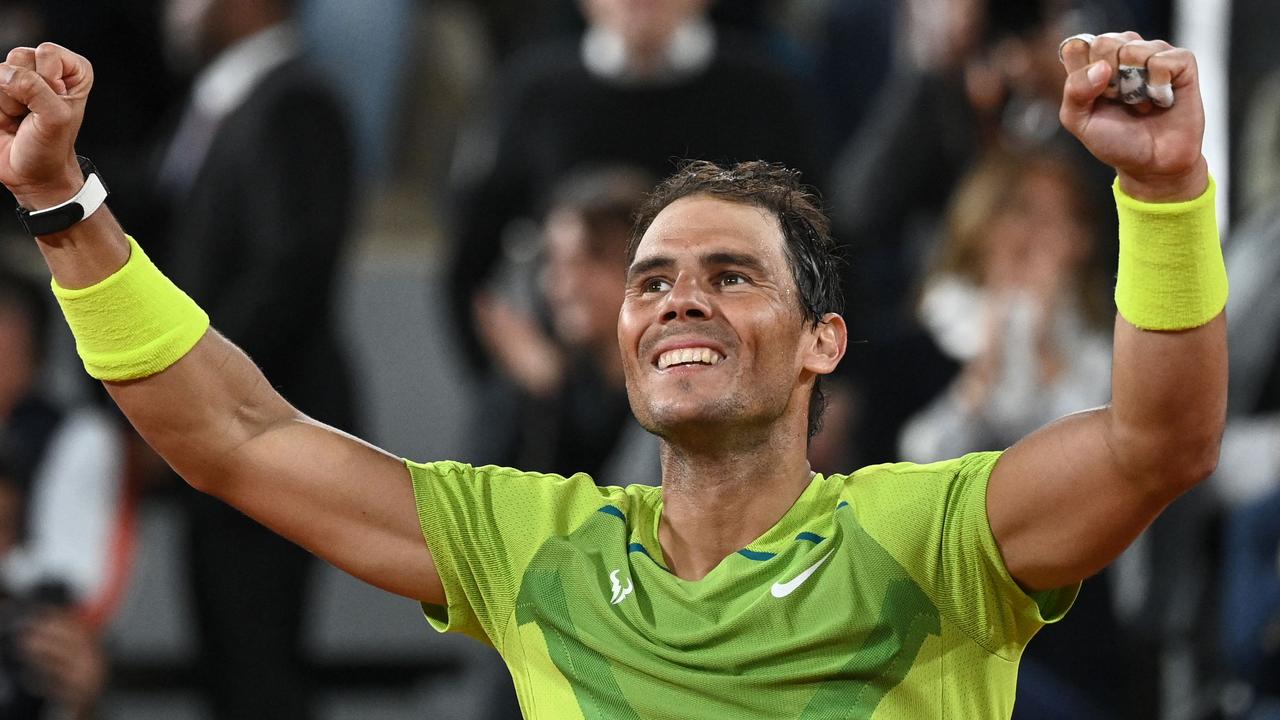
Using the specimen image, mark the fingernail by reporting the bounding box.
[1,67,13,85]
[1087,61,1109,85]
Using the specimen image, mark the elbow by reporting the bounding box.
[1159,436,1222,499]
[1169,434,1221,494]
[1112,419,1223,500]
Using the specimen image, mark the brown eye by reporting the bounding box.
[643,278,671,293]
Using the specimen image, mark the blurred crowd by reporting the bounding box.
[0,0,1277,718]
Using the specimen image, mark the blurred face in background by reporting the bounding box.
[541,208,630,355]
[164,0,219,71]
[165,0,285,70]
[981,165,1091,291]
[579,0,710,55]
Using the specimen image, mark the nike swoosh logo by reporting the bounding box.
[771,549,835,598]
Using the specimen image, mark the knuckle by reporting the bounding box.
[5,47,34,64]
[10,69,36,92]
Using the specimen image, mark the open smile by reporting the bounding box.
[655,346,726,370]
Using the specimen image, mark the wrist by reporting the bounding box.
[10,164,85,210]
[1117,156,1209,203]
[1113,174,1227,331]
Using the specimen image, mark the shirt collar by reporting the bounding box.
[191,23,300,119]
[581,18,716,84]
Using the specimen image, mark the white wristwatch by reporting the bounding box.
[15,156,110,236]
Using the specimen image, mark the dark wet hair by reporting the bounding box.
[629,160,845,438]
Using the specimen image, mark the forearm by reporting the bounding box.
[29,206,299,489]
[104,330,300,492]
[1106,168,1227,492]
[1108,313,1226,489]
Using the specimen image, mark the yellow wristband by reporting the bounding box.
[1114,176,1228,331]
[51,235,210,381]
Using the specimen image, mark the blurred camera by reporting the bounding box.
[0,579,72,719]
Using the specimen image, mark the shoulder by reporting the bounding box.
[841,452,1004,488]
[828,452,1003,530]
[406,460,628,510]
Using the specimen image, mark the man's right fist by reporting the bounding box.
[0,43,93,209]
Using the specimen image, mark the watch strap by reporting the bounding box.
[14,156,110,236]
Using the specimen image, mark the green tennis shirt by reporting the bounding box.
[406,451,1077,719]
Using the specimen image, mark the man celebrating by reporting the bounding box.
[0,32,1226,719]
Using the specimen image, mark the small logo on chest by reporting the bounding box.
[770,549,835,598]
[608,569,634,605]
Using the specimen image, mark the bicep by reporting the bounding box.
[988,314,1226,592]
[216,418,444,605]
[986,407,1167,592]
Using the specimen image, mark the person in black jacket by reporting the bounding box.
[151,0,356,717]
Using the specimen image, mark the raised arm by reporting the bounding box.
[0,44,443,604]
[986,32,1228,591]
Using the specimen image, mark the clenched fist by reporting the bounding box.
[1058,32,1208,202]
[0,42,93,210]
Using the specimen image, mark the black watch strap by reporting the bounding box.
[14,156,110,237]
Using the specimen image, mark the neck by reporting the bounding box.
[621,41,668,77]
[656,419,812,580]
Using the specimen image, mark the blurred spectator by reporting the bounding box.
[474,166,660,485]
[1210,164,1280,720]
[1218,196,1280,508]
[808,0,897,148]
[1236,65,1280,221]
[446,0,826,399]
[829,0,1125,466]
[0,270,124,720]
[1220,488,1280,720]
[897,148,1111,463]
[1229,0,1280,221]
[299,0,416,182]
[149,0,357,717]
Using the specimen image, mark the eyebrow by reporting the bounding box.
[626,255,674,281]
[626,251,770,281]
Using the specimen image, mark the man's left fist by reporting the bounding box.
[1058,31,1207,202]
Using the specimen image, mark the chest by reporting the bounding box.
[509,509,943,718]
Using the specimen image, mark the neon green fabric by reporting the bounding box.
[407,453,1077,719]
[1113,176,1228,331]
[51,235,209,381]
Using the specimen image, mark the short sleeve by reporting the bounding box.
[405,460,610,649]
[848,452,1079,660]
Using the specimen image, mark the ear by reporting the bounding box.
[802,313,847,376]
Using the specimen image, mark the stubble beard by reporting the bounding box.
[631,379,785,452]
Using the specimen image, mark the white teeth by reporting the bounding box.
[657,347,724,370]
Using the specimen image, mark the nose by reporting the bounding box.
[659,274,713,323]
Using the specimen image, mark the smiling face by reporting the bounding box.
[619,195,843,443]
